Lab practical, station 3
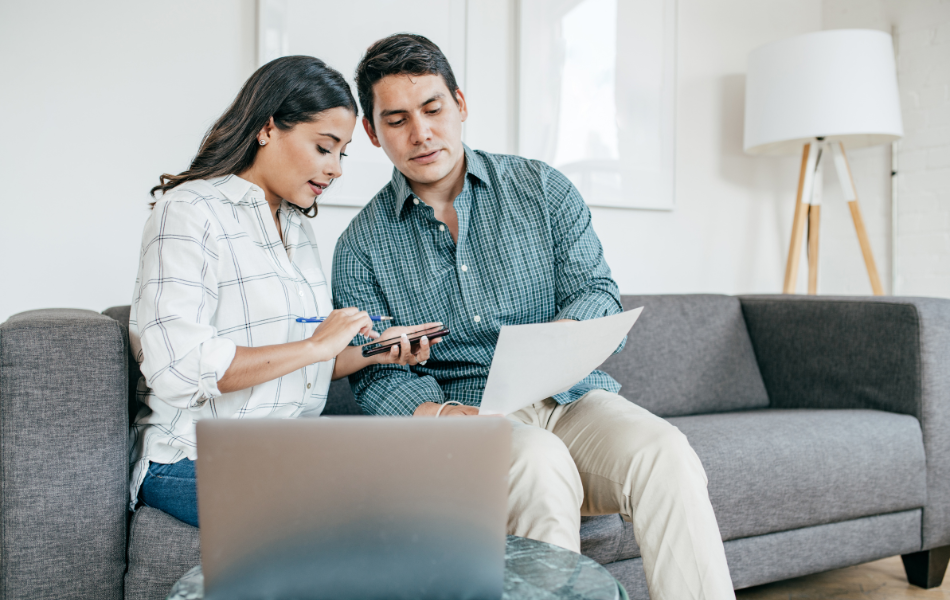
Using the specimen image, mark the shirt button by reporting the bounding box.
[439,224,445,232]
[413,198,419,205]
[307,383,312,389]
[298,290,304,297]
[461,265,468,272]
[473,315,481,323]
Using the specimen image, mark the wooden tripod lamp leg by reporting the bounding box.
[807,206,822,294]
[784,143,816,294]
[807,146,825,295]
[807,205,820,294]
[834,142,885,295]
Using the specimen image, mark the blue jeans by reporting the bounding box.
[140,459,199,527]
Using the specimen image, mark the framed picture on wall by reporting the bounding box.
[519,0,677,210]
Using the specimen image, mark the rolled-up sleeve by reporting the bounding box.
[544,167,626,352]
[332,232,445,416]
[134,201,236,410]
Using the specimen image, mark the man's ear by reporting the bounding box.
[362,117,381,148]
[455,89,468,123]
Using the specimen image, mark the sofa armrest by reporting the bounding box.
[0,309,128,600]
[739,295,950,549]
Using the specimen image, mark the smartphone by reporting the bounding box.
[361,324,450,358]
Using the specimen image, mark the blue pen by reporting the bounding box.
[296,315,393,323]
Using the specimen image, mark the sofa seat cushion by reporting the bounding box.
[580,514,636,565]
[125,411,925,574]
[126,507,200,600]
[580,408,927,565]
[676,408,927,541]
[602,295,770,417]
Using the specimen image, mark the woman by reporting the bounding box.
[129,55,437,527]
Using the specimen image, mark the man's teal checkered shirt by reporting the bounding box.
[332,145,624,416]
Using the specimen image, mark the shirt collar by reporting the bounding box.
[391,144,488,218]
[211,173,300,233]
[210,174,256,204]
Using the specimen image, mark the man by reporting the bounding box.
[332,33,735,600]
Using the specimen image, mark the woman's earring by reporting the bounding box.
[259,139,267,146]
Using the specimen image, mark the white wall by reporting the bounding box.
[823,0,950,298]
[327,0,827,297]
[597,0,822,295]
[0,1,256,323]
[9,0,938,324]
[895,3,950,298]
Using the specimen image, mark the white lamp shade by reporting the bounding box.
[744,29,903,155]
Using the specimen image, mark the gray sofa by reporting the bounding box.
[1,294,948,600]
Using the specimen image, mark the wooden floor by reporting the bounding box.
[735,556,950,599]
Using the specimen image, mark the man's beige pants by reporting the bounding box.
[506,389,735,600]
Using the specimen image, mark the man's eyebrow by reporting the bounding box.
[379,93,445,118]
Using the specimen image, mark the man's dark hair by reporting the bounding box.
[355,34,460,129]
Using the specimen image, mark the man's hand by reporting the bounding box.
[413,402,480,417]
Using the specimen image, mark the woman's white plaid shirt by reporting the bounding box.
[128,175,334,510]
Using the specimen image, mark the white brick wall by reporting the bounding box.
[895,2,950,297]
[823,0,950,298]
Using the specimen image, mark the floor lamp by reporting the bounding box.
[744,29,903,295]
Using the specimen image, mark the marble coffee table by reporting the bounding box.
[166,535,627,600]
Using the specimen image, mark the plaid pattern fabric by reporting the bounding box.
[128,174,334,509]
[332,145,623,417]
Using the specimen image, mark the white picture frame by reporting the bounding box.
[518,0,677,210]
[258,0,290,68]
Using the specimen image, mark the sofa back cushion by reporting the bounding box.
[103,305,142,423]
[111,294,774,420]
[599,295,770,417]
[326,378,364,415]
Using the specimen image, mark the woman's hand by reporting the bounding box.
[308,308,378,364]
[371,323,443,367]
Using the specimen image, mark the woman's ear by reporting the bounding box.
[257,116,277,146]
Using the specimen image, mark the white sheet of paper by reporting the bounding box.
[478,308,643,416]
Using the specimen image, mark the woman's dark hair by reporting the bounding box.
[151,55,358,218]
[355,34,460,130]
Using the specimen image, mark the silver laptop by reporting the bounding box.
[196,417,511,600]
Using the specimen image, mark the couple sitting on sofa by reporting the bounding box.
[130,33,735,600]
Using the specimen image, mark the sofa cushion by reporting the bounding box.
[126,507,201,600]
[675,408,927,541]
[601,295,770,417]
[580,515,637,565]
[326,377,364,415]
[103,305,143,425]
[580,408,927,565]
